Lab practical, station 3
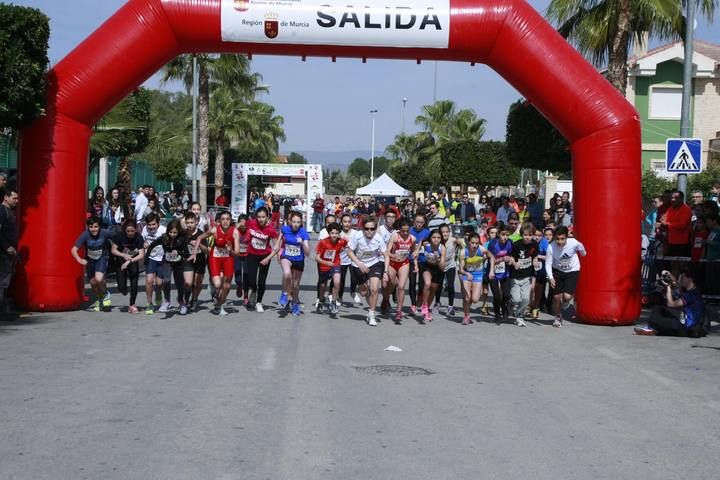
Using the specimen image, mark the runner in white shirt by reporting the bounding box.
[378,209,397,312]
[141,213,169,312]
[338,214,359,306]
[545,225,587,327]
[346,217,387,326]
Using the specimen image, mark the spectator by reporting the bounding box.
[659,190,693,257]
[516,198,529,223]
[704,212,720,260]
[134,185,150,222]
[0,172,7,190]
[453,193,476,223]
[561,191,573,215]
[526,193,543,227]
[0,187,18,314]
[710,181,720,206]
[555,206,572,227]
[311,194,325,233]
[427,202,448,229]
[215,188,229,207]
[88,186,112,228]
[496,197,513,224]
[644,196,663,241]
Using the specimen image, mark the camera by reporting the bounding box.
[657,271,674,287]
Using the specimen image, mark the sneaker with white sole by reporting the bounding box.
[158,302,170,313]
[367,311,377,326]
[219,306,228,316]
[179,304,188,315]
[553,318,562,328]
[353,293,362,305]
[515,317,526,327]
[447,306,455,316]
[432,303,440,315]
[249,292,257,306]
[256,303,264,313]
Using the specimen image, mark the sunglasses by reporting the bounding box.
[364,227,376,231]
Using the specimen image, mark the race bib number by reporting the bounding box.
[558,260,573,271]
[516,257,532,270]
[237,243,248,254]
[251,236,268,251]
[284,244,301,257]
[323,250,336,261]
[394,249,409,261]
[426,252,439,264]
[694,237,704,248]
[125,248,139,257]
[466,261,481,272]
[87,249,103,261]
[534,262,543,271]
[150,246,164,259]
[165,251,181,262]
[214,246,230,258]
[359,249,376,260]
[494,262,506,274]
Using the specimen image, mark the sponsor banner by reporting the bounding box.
[231,163,249,218]
[307,164,323,200]
[246,163,308,176]
[221,0,450,49]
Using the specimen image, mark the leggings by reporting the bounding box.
[489,278,511,317]
[409,268,425,306]
[116,261,139,306]
[339,264,357,299]
[168,262,186,304]
[435,268,456,307]
[235,256,247,289]
[245,254,270,302]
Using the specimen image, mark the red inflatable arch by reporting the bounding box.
[17,0,640,324]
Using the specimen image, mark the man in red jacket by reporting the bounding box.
[658,190,692,257]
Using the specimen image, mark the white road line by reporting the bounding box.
[596,346,624,360]
[258,347,277,371]
[639,368,676,387]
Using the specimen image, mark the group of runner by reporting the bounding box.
[72,200,586,328]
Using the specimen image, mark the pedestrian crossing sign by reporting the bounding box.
[666,138,702,173]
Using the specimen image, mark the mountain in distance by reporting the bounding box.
[290,150,384,171]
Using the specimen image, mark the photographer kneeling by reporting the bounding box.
[635,270,707,337]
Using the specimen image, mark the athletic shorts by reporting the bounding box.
[208,255,234,279]
[534,265,547,283]
[183,255,206,274]
[319,266,341,283]
[552,269,579,295]
[282,257,305,272]
[463,271,484,283]
[86,256,109,277]
[421,263,444,285]
[351,262,384,285]
[389,259,410,271]
[146,259,164,276]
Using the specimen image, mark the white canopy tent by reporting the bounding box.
[355,173,411,196]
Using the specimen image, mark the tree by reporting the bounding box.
[0,4,49,130]
[287,152,308,164]
[546,0,717,95]
[348,158,371,179]
[506,99,571,172]
[688,164,720,197]
[385,133,432,164]
[389,160,432,194]
[641,168,674,199]
[439,141,519,192]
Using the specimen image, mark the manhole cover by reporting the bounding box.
[352,365,435,376]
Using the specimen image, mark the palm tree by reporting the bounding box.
[162,54,262,207]
[385,133,433,164]
[546,0,717,95]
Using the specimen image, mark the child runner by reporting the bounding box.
[479,225,498,315]
[458,232,494,325]
[418,229,447,323]
[147,219,192,314]
[347,217,387,326]
[529,228,550,319]
[245,207,279,312]
[408,213,430,314]
[71,216,114,311]
[508,223,539,327]
[315,214,337,306]
[183,212,208,312]
[545,225,587,327]
[141,213,167,315]
[338,213,358,306]
[234,215,250,304]
[378,209,398,313]
[488,224,513,324]
[192,211,240,316]
[315,222,347,315]
[110,219,145,314]
[384,218,416,324]
[278,211,311,311]
[435,224,462,316]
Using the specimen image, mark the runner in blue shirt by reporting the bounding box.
[408,213,430,315]
[278,211,311,309]
[487,223,513,323]
[71,216,114,312]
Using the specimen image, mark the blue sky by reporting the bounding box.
[14,0,720,154]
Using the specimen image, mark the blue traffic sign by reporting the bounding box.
[666,138,702,173]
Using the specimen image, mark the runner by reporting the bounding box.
[434,224,462,316]
[71,216,114,312]
[346,217,387,326]
[479,225,498,315]
[141,213,167,314]
[418,229,446,323]
[315,222,347,316]
[316,214,337,306]
[338,213,358,306]
[508,223,539,327]
[545,225,587,327]
[183,212,208,312]
[188,201,208,232]
[384,219,416,324]
[278,211,311,312]
[458,232,494,325]
[234,215,250,305]
[191,211,240,315]
[378,209,398,313]
[529,227,550,319]
[408,213,430,314]
[146,219,192,314]
[244,207,279,312]
[487,224,513,324]
[110,219,145,314]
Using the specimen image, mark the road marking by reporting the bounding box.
[639,369,676,387]
[596,347,624,360]
[258,347,276,371]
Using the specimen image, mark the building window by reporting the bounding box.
[649,86,682,120]
[650,159,673,179]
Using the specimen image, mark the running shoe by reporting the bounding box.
[480,305,489,316]
[179,304,188,315]
[128,305,139,314]
[219,306,228,316]
[187,299,195,311]
[335,299,342,308]
[553,318,563,328]
[353,293,362,305]
[424,311,433,323]
[146,307,154,315]
[317,302,326,314]
[380,298,390,315]
[314,298,320,308]
[256,303,264,313]
[236,286,243,298]
[494,315,502,325]
[421,304,429,317]
[91,301,100,312]
[278,292,289,309]
[515,317,527,327]
[155,295,162,308]
[531,308,539,319]
[447,306,455,316]
[432,303,440,315]
[410,305,417,315]
[462,315,473,325]
[102,293,111,308]
[394,310,403,324]
[249,292,257,307]
[367,310,378,327]
[291,303,302,316]
[158,302,170,313]
[634,326,656,336]
[329,301,338,315]
[243,297,249,306]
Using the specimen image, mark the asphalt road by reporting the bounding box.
[1,262,719,480]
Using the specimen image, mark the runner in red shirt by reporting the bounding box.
[245,206,279,312]
[234,215,251,304]
[315,222,347,314]
[384,218,416,324]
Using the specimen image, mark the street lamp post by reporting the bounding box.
[191,55,199,202]
[370,109,378,181]
[402,97,407,134]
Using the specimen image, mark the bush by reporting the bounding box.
[0,4,50,129]
[506,99,570,173]
[641,169,673,200]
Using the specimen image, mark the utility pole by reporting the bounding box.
[402,97,407,134]
[370,109,378,181]
[191,55,199,202]
[677,0,695,195]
